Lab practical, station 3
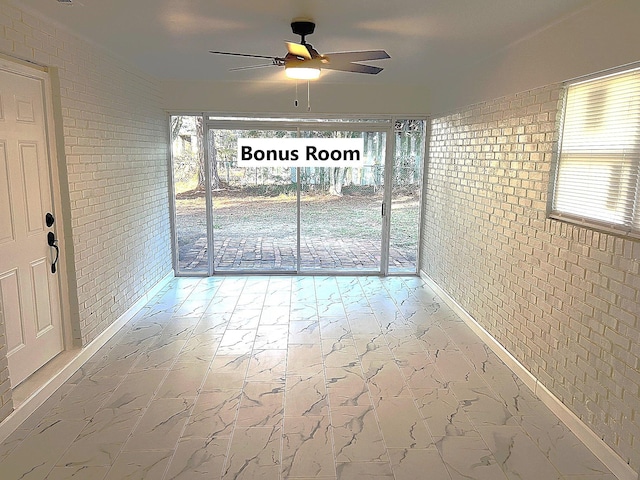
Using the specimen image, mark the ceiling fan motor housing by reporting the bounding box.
[291,21,315,42]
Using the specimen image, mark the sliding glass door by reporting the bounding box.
[299,129,386,272]
[170,115,424,276]
[209,129,297,272]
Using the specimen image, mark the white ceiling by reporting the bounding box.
[17,0,598,86]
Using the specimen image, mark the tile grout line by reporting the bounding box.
[316,275,341,480]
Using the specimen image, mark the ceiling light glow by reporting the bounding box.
[285,67,321,80]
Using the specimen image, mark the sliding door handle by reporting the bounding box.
[47,232,59,274]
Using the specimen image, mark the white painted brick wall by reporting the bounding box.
[422,84,640,473]
[0,4,172,422]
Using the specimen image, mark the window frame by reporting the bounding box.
[549,65,640,240]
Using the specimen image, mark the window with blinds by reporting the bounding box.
[551,67,640,237]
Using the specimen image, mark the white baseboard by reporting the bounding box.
[420,270,637,480]
[0,270,174,444]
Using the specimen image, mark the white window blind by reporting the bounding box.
[552,67,640,236]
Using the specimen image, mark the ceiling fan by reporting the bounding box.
[209,20,390,80]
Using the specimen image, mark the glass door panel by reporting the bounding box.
[172,115,208,274]
[299,130,386,272]
[209,128,298,272]
[389,120,426,273]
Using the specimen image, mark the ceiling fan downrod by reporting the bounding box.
[291,20,315,45]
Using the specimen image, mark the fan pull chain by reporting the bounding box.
[292,80,311,111]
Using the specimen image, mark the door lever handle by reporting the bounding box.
[47,232,59,274]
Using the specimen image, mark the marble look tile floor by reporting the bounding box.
[0,276,617,480]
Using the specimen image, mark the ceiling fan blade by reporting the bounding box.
[285,41,312,60]
[229,63,279,72]
[322,62,384,75]
[323,50,390,63]
[209,50,278,60]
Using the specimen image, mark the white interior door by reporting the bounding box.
[0,65,63,387]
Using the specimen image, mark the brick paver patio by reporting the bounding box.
[179,235,416,272]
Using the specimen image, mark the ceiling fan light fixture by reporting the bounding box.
[285,67,321,80]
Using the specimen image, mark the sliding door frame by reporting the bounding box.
[169,113,426,276]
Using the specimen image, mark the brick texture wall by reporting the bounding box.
[421,84,640,472]
[0,4,172,421]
